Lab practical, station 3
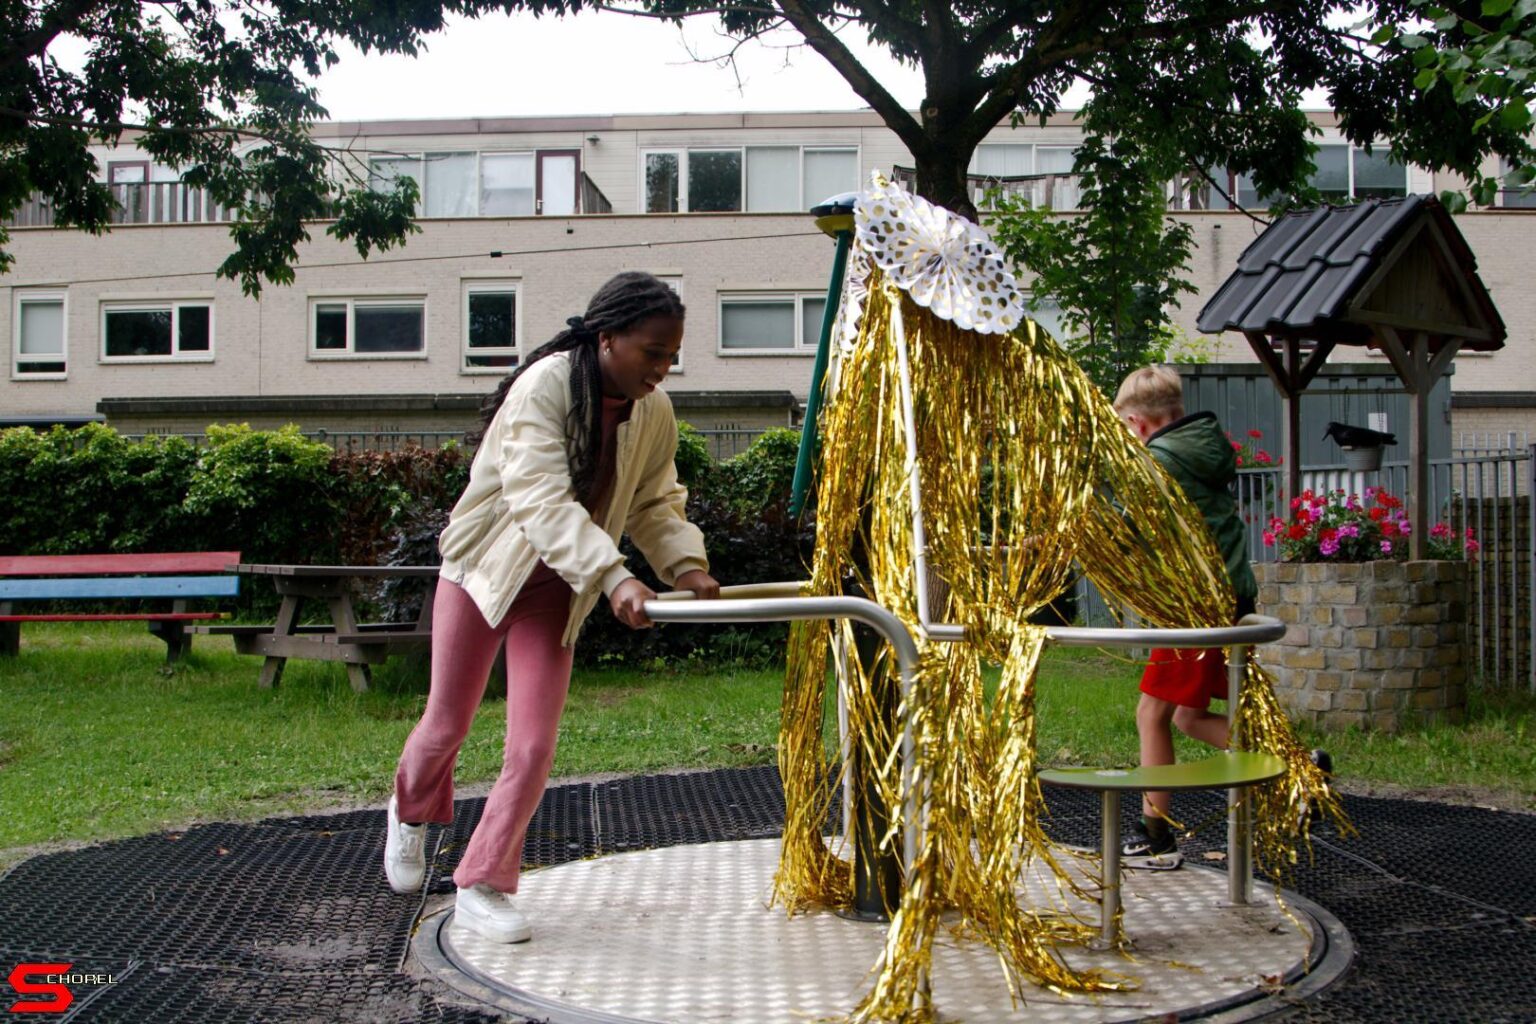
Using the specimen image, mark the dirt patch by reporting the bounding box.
[583,686,642,708]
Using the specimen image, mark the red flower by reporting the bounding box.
[1319,527,1338,542]
[1247,429,1263,439]
[1288,524,1309,541]
[1369,507,1386,521]
[1256,450,1273,464]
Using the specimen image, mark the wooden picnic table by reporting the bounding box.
[196,563,439,692]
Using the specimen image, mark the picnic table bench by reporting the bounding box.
[194,563,438,692]
[0,551,242,662]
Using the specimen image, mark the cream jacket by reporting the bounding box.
[438,351,709,646]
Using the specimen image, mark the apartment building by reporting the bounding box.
[3,109,1532,441]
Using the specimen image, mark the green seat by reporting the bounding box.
[1038,750,1286,948]
[1038,751,1285,793]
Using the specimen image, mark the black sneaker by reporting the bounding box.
[1122,819,1183,871]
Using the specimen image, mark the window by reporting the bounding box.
[463,284,518,372]
[1213,145,1408,209]
[370,151,576,216]
[655,276,684,371]
[14,291,66,377]
[969,144,1081,208]
[1500,157,1536,208]
[642,147,859,213]
[101,302,212,361]
[310,298,425,357]
[424,152,476,217]
[719,292,825,354]
[481,153,535,216]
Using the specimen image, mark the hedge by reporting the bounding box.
[0,422,807,666]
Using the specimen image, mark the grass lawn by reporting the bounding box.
[1,624,1531,864]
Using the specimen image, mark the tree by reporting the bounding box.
[988,135,1196,392]
[629,0,1531,220]
[0,0,499,292]
[1371,0,1536,210]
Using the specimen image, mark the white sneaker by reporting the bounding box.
[384,795,426,894]
[455,884,533,944]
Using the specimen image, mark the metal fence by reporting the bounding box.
[1076,449,1536,691]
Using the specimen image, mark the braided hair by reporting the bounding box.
[471,271,686,506]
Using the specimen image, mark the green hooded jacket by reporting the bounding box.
[1145,411,1258,606]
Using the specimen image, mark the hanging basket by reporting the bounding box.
[1343,446,1385,472]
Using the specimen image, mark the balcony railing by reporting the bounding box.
[890,166,1082,210]
[6,172,614,229]
[5,182,237,228]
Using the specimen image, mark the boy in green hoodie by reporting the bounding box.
[1113,366,1258,870]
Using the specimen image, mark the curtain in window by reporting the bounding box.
[746,147,799,212]
[481,154,535,216]
[803,150,858,206]
[425,152,477,217]
[721,301,793,348]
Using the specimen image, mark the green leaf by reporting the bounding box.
[1499,100,1532,130]
[1483,0,1515,15]
[1415,67,1439,89]
[1414,45,1440,67]
[1400,32,1430,48]
[1371,24,1396,44]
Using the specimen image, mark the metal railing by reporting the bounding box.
[1073,449,1535,692]
[692,428,767,460]
[889,166,1082,210]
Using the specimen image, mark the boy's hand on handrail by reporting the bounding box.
[673,569,721,601]
[611,578,657,629]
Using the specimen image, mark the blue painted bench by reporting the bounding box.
[0,552,241,662]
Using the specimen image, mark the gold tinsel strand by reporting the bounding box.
[774,253,1346,1022]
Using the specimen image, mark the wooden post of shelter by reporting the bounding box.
[1197,196,1505,558]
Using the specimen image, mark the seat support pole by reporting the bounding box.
[1099,789,1122,948]
[1227,643,1253,905]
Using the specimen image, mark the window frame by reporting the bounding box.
[307,296,428,360]
[717,290,825,356]
[641,145,861,214]
[12,289,68,380]
[99,299,214,364]
[460,280,521,375]
[655,275,684,372]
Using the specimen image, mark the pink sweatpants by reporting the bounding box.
[394,564,574,892]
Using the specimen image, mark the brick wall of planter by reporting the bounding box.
[1255,560,1468,732]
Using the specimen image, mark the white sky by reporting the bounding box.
[315,10,937,121]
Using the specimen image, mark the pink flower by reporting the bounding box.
[1319,537,1340,556]
[1381,540,1392,554]
[1466,539,1481,556]
[1263,530,1277,546]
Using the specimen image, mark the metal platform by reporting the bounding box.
[417,837,1347,1024]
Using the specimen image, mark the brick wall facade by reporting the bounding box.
[1256,560,1468,731]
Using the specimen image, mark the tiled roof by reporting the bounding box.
[1196,195,1505,351]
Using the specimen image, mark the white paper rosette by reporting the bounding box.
[854,173,1027,336]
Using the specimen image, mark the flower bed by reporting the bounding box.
[1257,487,1473,732]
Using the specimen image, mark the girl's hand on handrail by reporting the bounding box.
[610,578,657,629]
[674,569,721,601]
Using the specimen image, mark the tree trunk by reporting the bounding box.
[911,147,980,223]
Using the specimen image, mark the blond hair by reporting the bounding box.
[1114,365,1185,420]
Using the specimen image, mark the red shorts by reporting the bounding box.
[1140,648,1230,710]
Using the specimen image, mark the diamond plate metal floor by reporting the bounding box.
[417,838,1344,1024]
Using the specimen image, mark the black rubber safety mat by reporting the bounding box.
[1,766,1532,1022]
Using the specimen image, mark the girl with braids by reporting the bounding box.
[384,272,718,943]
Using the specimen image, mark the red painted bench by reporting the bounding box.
[0,552,241,662]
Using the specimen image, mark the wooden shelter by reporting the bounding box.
[1197,195,1506,557]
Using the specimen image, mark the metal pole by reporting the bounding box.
[645,591,925,891]
[1529,444,1535,694]
[789,227,853,517]
[1099,791,1121,948]
[1227,642,1253,906]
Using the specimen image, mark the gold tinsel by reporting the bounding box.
[773,258,1345,1022]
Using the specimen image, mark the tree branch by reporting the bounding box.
[772,0,922,149]
[2,0,107,72]
[967,0,1298,142]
